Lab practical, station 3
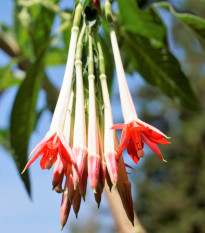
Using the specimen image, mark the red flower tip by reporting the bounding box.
[113,119,170,164]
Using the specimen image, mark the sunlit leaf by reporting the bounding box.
[155,2,205,47]
[45,47,67,66]
[123,33,200,110]
[118,0,165,41]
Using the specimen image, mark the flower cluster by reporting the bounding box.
[22,0,170,229]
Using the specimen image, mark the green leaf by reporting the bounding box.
[0,129,12,154]
[10,57,44,196]
[45,47,67,66]
[10,2,56,196]
[13,3,32,57]
[0,64,22,94]
[123,33,200,110]
[31,3,57,56]
[117,0,165,41]
[155,2,205,46]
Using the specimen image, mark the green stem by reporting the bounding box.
[76,22,86,60]
[88,32,94,76]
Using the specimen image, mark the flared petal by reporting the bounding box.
[117,126,130,156]
[137,119,169,138]
[58,132,75,165]
[28,131,55,158]
[141,133,164,160]
[143,131,170,145]
[22,146,46,173]
[111,123,127,130]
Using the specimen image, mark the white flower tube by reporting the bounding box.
[87,33,100,193]
[105,0,137,124]
[97,39,118,187]
[50,1,82,132]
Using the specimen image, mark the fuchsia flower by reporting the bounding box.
[22,131,75,173]
[112,120,170,164]
[108,2,170,164]
[22,1,82,174]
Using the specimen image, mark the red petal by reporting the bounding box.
[22,146,46,173]
[141,133,164,160]
[117,126,130,156]
[127,139,140,164]
[111,123,127,130]
[40,151,49,169]
[137,119,168,138]
[29,131,55,157]
[143,132,170,145]
[58,133,74,165]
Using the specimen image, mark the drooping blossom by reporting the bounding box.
[112,119,170,164]
[22,1,83,174]
[106,0,170,163]
[22,131,75,173]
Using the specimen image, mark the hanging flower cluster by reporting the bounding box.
[22,0,170,229]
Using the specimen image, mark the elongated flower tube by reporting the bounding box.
[22,1,83,173]
[72,22,88,187]
[87,33,100,193]
[97,39,118,187]
[105,0,170,164]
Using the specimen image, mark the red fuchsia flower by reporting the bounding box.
[107,3,170,163]
[112,120,170,164]
[22,131,75,173]
[22,2,83,174]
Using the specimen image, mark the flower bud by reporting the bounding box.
[72,187,81,218]
[60,184,71,230]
